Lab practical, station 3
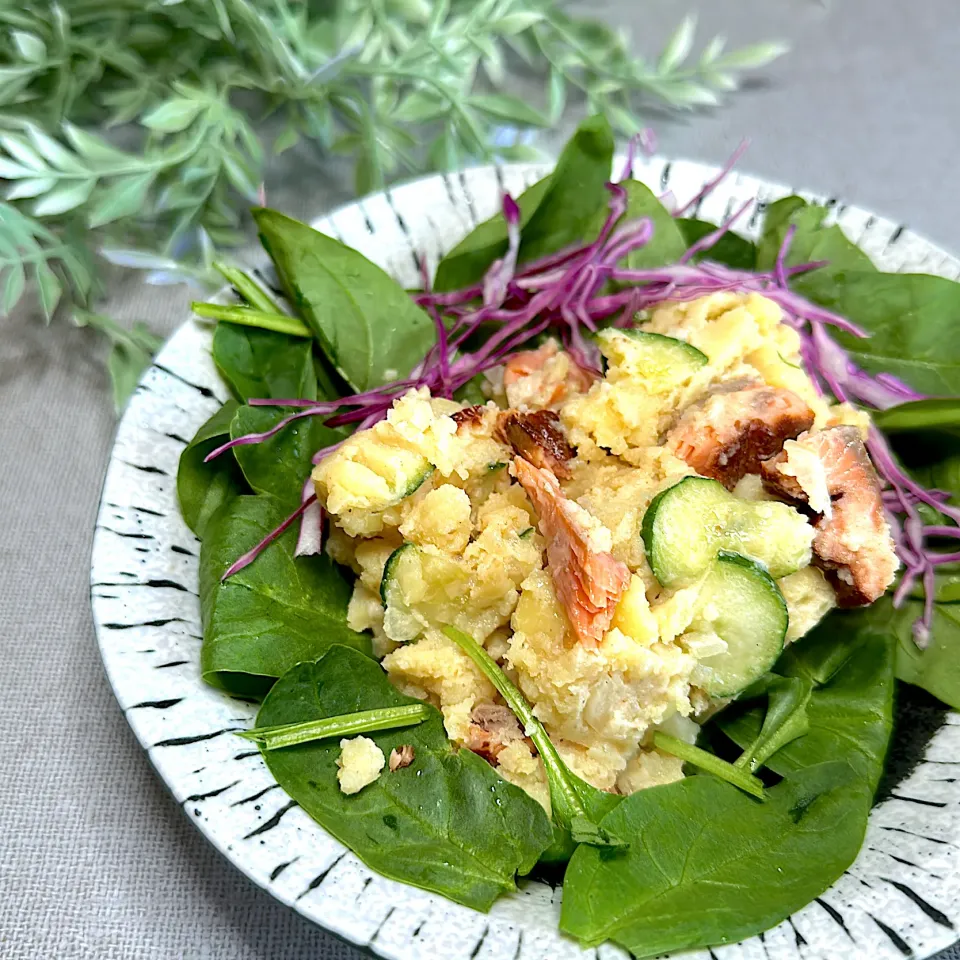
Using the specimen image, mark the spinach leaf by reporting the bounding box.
[176,400,247,538]
[560,630,894,957]
[677,217,756,269]
[199,495,370,697]
[255,646,554,911]
[721,624,894,783]
[890,599,960,710]
[212,322,317,403]
[433,177,551,292]
[807,271,960,395]
[817,601,960,711]
[433,114,614,292]
[443,626,624,850]
[734,675,812,773]
[756,199,960,394]
[561,761,860,955]
[875,398,960,438]
[517,114,614,264]
[254,208,435,392]
[229,405,346,508]
[756,197,875,283]
[586,180,686,269]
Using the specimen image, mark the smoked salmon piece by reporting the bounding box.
[761,426,898,606]
[514,456,630,644]
[464,703,527,763]
[668,385,815,490]
[503,340,597,409]
[496,409,575,479]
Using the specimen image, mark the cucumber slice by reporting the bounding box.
[379,543,467,644]
[599,329,708,391]
[692,552,788,697]
[380,544,422,642]
[642,476,813,587]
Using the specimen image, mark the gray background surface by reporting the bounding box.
[1,1,957,958]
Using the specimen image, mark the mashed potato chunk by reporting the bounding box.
[337,736,385,795]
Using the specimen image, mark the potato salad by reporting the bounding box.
[312,291,897,807]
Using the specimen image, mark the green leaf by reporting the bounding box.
[807,271,960,395]
[677,217,757,269]
[230,404,346,506]
[874,398,960,437]
[733,675,812,773]
[200,496,371,696]
[658,15,696,72]
[0,135,47,172]
[2,264,25,313]
[88,173,156,227]
[433,176,551,292]
[255,646,553,908]
[254,208,435,392]
[891,600,960,709]
[756,197,875,283]
[495,12,543,34]
[717,41,790,70]
[587,179,686,269]
[720,621,894,784]
[392,90,448,124]
[212,322,317,403]
[222,153,260,201]
[32,179,95,217]
[561,630,894,956]
[106,338,154,414]
[6,177,56,201]
[516,113,614,263]
[468,93,547,127]
[12,31,46,63]
[272,124,300,156]
[63,123,132,165]
[25,126,87,173]
[141,97,206,132]
[177,400,247,538]
[547,66,565,124]
[34,261,61,318]
[562,761,860,955]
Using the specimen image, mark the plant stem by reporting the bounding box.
[653,732,766,800]
[192,301,312,337]
[442,624,595,831]
[238,703,431,750]
[214,262,284,314]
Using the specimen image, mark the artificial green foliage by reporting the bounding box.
[0,2,784,406]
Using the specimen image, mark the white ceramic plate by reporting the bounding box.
[91,155,960,960]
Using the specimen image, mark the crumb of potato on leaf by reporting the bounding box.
[336,736,385,795]
[389,744,415,772]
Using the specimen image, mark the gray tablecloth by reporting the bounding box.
[2,1,958,957]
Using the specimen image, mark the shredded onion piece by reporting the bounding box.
[295,477,324,557]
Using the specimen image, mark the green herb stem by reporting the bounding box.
[215,262,284,315]
[238,703,431,751]
[653,732,766,800]
[442,624,625,846]
[192,301,312,338]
